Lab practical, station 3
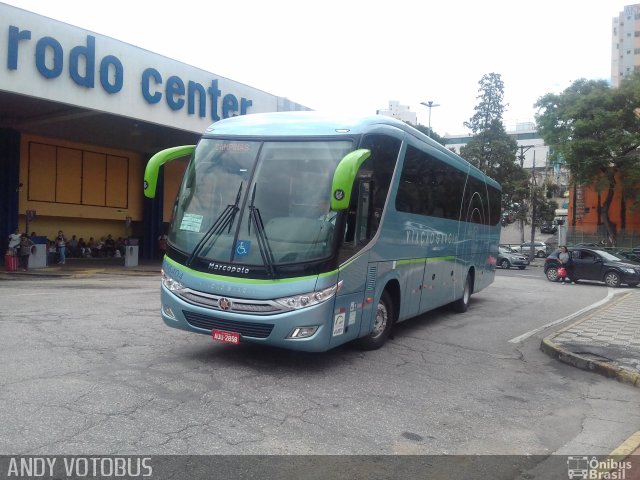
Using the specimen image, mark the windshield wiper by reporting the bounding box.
[186,182,243,267]
[247,184,276,277]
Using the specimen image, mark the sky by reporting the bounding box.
[1,0,631,135]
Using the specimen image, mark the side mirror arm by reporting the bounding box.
[144,145,196,198]
[330,149,371,211]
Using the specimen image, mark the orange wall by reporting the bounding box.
[569,179,640,232]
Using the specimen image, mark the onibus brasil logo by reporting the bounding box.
[567,456,633,479]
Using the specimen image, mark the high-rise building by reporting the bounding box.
[611,3,640,87]
[377,101,417,125]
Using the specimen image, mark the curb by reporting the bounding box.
[540,337,640,387]
[540,291,640,388]
[610,431,640,457]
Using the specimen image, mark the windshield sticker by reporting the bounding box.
[235,240,250,257]
[180,213,203,232]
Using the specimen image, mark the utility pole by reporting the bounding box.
[420,101,440,137]
[517,145,535,243]
[517,145,533,168]
[529,151,537,262]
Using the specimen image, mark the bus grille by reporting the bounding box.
[183,311,274,338]
[176,290,283,315]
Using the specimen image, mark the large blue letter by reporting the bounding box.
[207,79,221,121]
[99,55,123,94]
[7,26,31,70]
[222,94,239,118]
[166,76,185,111]
[35,36,63,79]
[141,68,162,104]
[70,35,96,87]
[187,81,206,117]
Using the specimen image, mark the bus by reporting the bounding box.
[144,112,502,352]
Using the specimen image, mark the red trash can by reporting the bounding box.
[5,253,18,272]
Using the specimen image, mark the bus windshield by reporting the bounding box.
[169,138,354,270]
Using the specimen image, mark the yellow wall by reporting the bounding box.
[18,134,144,241]
[163,158,188,222]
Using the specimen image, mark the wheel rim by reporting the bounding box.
[605,272,620,287]
[462,278,470,305]
[500,260,509,269]
[547,268,558,281]
[371,301,388,339]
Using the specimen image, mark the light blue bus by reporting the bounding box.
[144,112,501,352]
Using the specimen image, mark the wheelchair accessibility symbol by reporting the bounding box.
[235,240,250,257]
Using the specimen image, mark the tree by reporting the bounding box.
[459,73,528,211]
[410,122,444,145]
[535,75,640,245]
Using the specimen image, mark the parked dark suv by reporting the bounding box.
[544,247,640,287]
[540,223,557,234]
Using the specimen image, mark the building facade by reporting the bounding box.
[376,101,417,126]
[0,3,308,261]
[444,124,570,220]
[611,3,640,87]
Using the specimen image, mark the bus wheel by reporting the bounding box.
[452,274,471,313]
[354,290,394,350]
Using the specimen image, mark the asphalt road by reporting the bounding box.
[0,269,638,462]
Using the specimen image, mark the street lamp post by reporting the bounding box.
[420,101,440,137]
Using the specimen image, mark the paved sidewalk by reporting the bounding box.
[0,257,162,279]
[541,288,640,388]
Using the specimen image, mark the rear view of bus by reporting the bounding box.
[145,112,501,352]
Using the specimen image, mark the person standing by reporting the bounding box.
[8,229,21,255]
[56,230,67,264]
[158,231,168,258]
[18,234,34,271]
[558,245,574,284]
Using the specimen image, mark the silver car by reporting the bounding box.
[515,241,550,258]
[497,246,530,269]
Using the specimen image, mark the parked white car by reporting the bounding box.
[514,241,551,258]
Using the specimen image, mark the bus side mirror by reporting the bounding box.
[330,149,371,211]
[144,145,195,198]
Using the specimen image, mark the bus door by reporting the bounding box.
[399,258,426,320]
[341,175,378,337]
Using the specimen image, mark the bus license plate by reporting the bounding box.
[212,329,240,345]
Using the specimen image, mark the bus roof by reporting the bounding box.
[204,111,409,137]
[204,112,500,190]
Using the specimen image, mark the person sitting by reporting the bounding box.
[104,234,116,257]
[48,240,57,264]
[115,237,125,257]
[68,235,79,257]
[78,238,90,257]
[88,237,99,257]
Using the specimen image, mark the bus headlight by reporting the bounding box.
[162,269,185,292]
[274,281,342,310]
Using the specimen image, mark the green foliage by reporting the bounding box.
[464,73,507,134]
[535,75,640,244]
[410,122,445,145]
[459,73,525,210]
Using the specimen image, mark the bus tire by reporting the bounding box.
[354,290,394,351]
[452,273,471,313]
